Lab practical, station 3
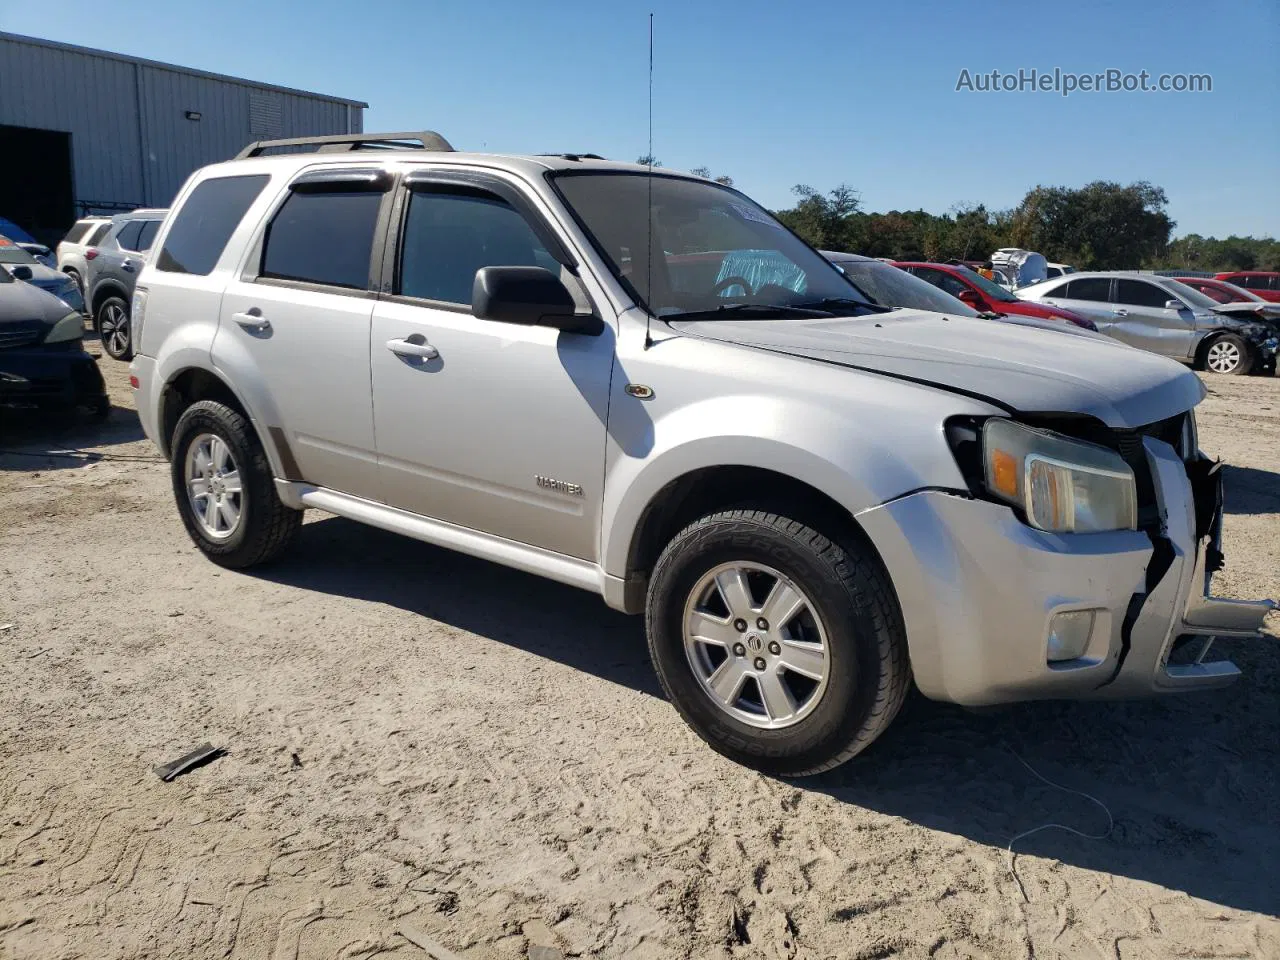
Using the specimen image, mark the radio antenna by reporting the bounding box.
[644,12,655,350]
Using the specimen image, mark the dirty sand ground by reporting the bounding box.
[2,347,1278,960]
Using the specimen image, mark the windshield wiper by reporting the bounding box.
[794,297,894,314]
[665,303,836,322]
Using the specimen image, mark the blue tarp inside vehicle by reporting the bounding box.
[715,249,808,295]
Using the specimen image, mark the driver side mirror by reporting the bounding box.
[11,266,33,281]
[956,288,983,307]
[472,266,603,336]
[1165,299,1186,311]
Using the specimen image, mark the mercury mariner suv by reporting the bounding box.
[129,131,1275,776]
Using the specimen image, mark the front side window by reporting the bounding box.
[397,188,557,305]
[1189,281,1232,304]
[552,173,865,318]
[1064,277,1111,302]
[260,189,382,289]
[915,267,973,300]
[156,174,270,276]
[1115,279,1174,309]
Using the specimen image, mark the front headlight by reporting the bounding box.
[44,311,86,344]
[982,419,1137,533]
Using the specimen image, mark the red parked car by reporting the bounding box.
[1214,271,1280,302]
[894,261,1097,329]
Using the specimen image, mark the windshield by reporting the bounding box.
[837,259,979,316]
[552,173,867,317]
[1162,279,1225,311]
[959,266,1018,302]
[0,240,39,265]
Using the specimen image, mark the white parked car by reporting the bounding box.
[129,132,1274,775]
[55,216,113,295]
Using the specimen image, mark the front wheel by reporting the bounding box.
[170,400,301,568]
[1203,333,1251,375]
[97,295,133,361]
[645,510,910,777]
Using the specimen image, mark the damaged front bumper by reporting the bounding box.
[856,437,1276,706]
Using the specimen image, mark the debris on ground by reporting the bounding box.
[152,742,223,782]
[397,926,467,960]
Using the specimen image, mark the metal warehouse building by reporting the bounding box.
[0,32,367,244]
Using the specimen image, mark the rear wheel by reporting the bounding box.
[1203,333,1251,375]
[97,296,133,361]
[645,510,910,776]
[170,400,301,568]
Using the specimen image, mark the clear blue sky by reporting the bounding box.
[4,0,1277,238]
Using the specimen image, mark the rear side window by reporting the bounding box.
[87,222,112,245]
[397,188,556,305]
[136,220,161,252]
[63,221,92,244]
[260,190,382,289]
[156,175,270,276]
[1115,279,1173,308]
[1063,277,1110,301]
[1239,275,1267,289]
[115,221,144,251]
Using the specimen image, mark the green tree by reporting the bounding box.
[1011,181,1174,269]
[635,154,662,167]
[773,184,862,250]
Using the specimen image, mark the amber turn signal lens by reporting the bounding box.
[990,448,1019,498]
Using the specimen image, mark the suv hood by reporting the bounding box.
[671,310,1205,428]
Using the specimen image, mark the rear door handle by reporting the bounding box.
[386,337,439,360]
[232,309,271,332]
[121,259,136,273]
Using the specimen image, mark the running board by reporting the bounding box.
[277,481,605,597]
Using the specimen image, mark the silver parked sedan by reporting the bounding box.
[1016,271,1279,375]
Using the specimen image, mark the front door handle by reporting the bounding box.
[1112,308,1128,316]
[386,337,439,360]
[232,309,271,332]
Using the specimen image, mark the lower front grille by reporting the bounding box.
[0,330,41,349]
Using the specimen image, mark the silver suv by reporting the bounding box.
[86,208,168,360]
[1017,272,1280,375]
[129,132,1274,775]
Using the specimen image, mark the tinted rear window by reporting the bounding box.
[260,190,381,289]
[87,222,112,245]
[156,175,270,276]
[115,221,144,251]
[1063,277,1111,302]
[136,220,162,252]
[63,221,93,244]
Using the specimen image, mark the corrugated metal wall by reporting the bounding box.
[0,33,363,213]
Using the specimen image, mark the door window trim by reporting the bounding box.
[240,165,396,301]
[379,171,583,315]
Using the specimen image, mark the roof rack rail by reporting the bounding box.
[537,152,607,161]
[235,130,454,160]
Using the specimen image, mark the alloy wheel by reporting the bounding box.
[184,433,243,540]
[681,561,831,729]
[99,303,131,358]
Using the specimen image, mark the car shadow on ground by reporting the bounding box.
[254,514,1280,919]
[0,405,148,471]
[1222,463,1280,515]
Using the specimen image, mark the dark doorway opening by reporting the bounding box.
[0,124,75,246]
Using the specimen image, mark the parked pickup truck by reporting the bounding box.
[129,131,1275,776]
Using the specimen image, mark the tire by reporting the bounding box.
[645,509,910,777]
[86,396,110,422]
[97,295,133,361]
[64,269,83,295]
[1202,333,1251,375]
[170,399,301,569]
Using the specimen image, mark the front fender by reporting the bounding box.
[599,391,986,579]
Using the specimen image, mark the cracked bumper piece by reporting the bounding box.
[856,438,1275,706]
